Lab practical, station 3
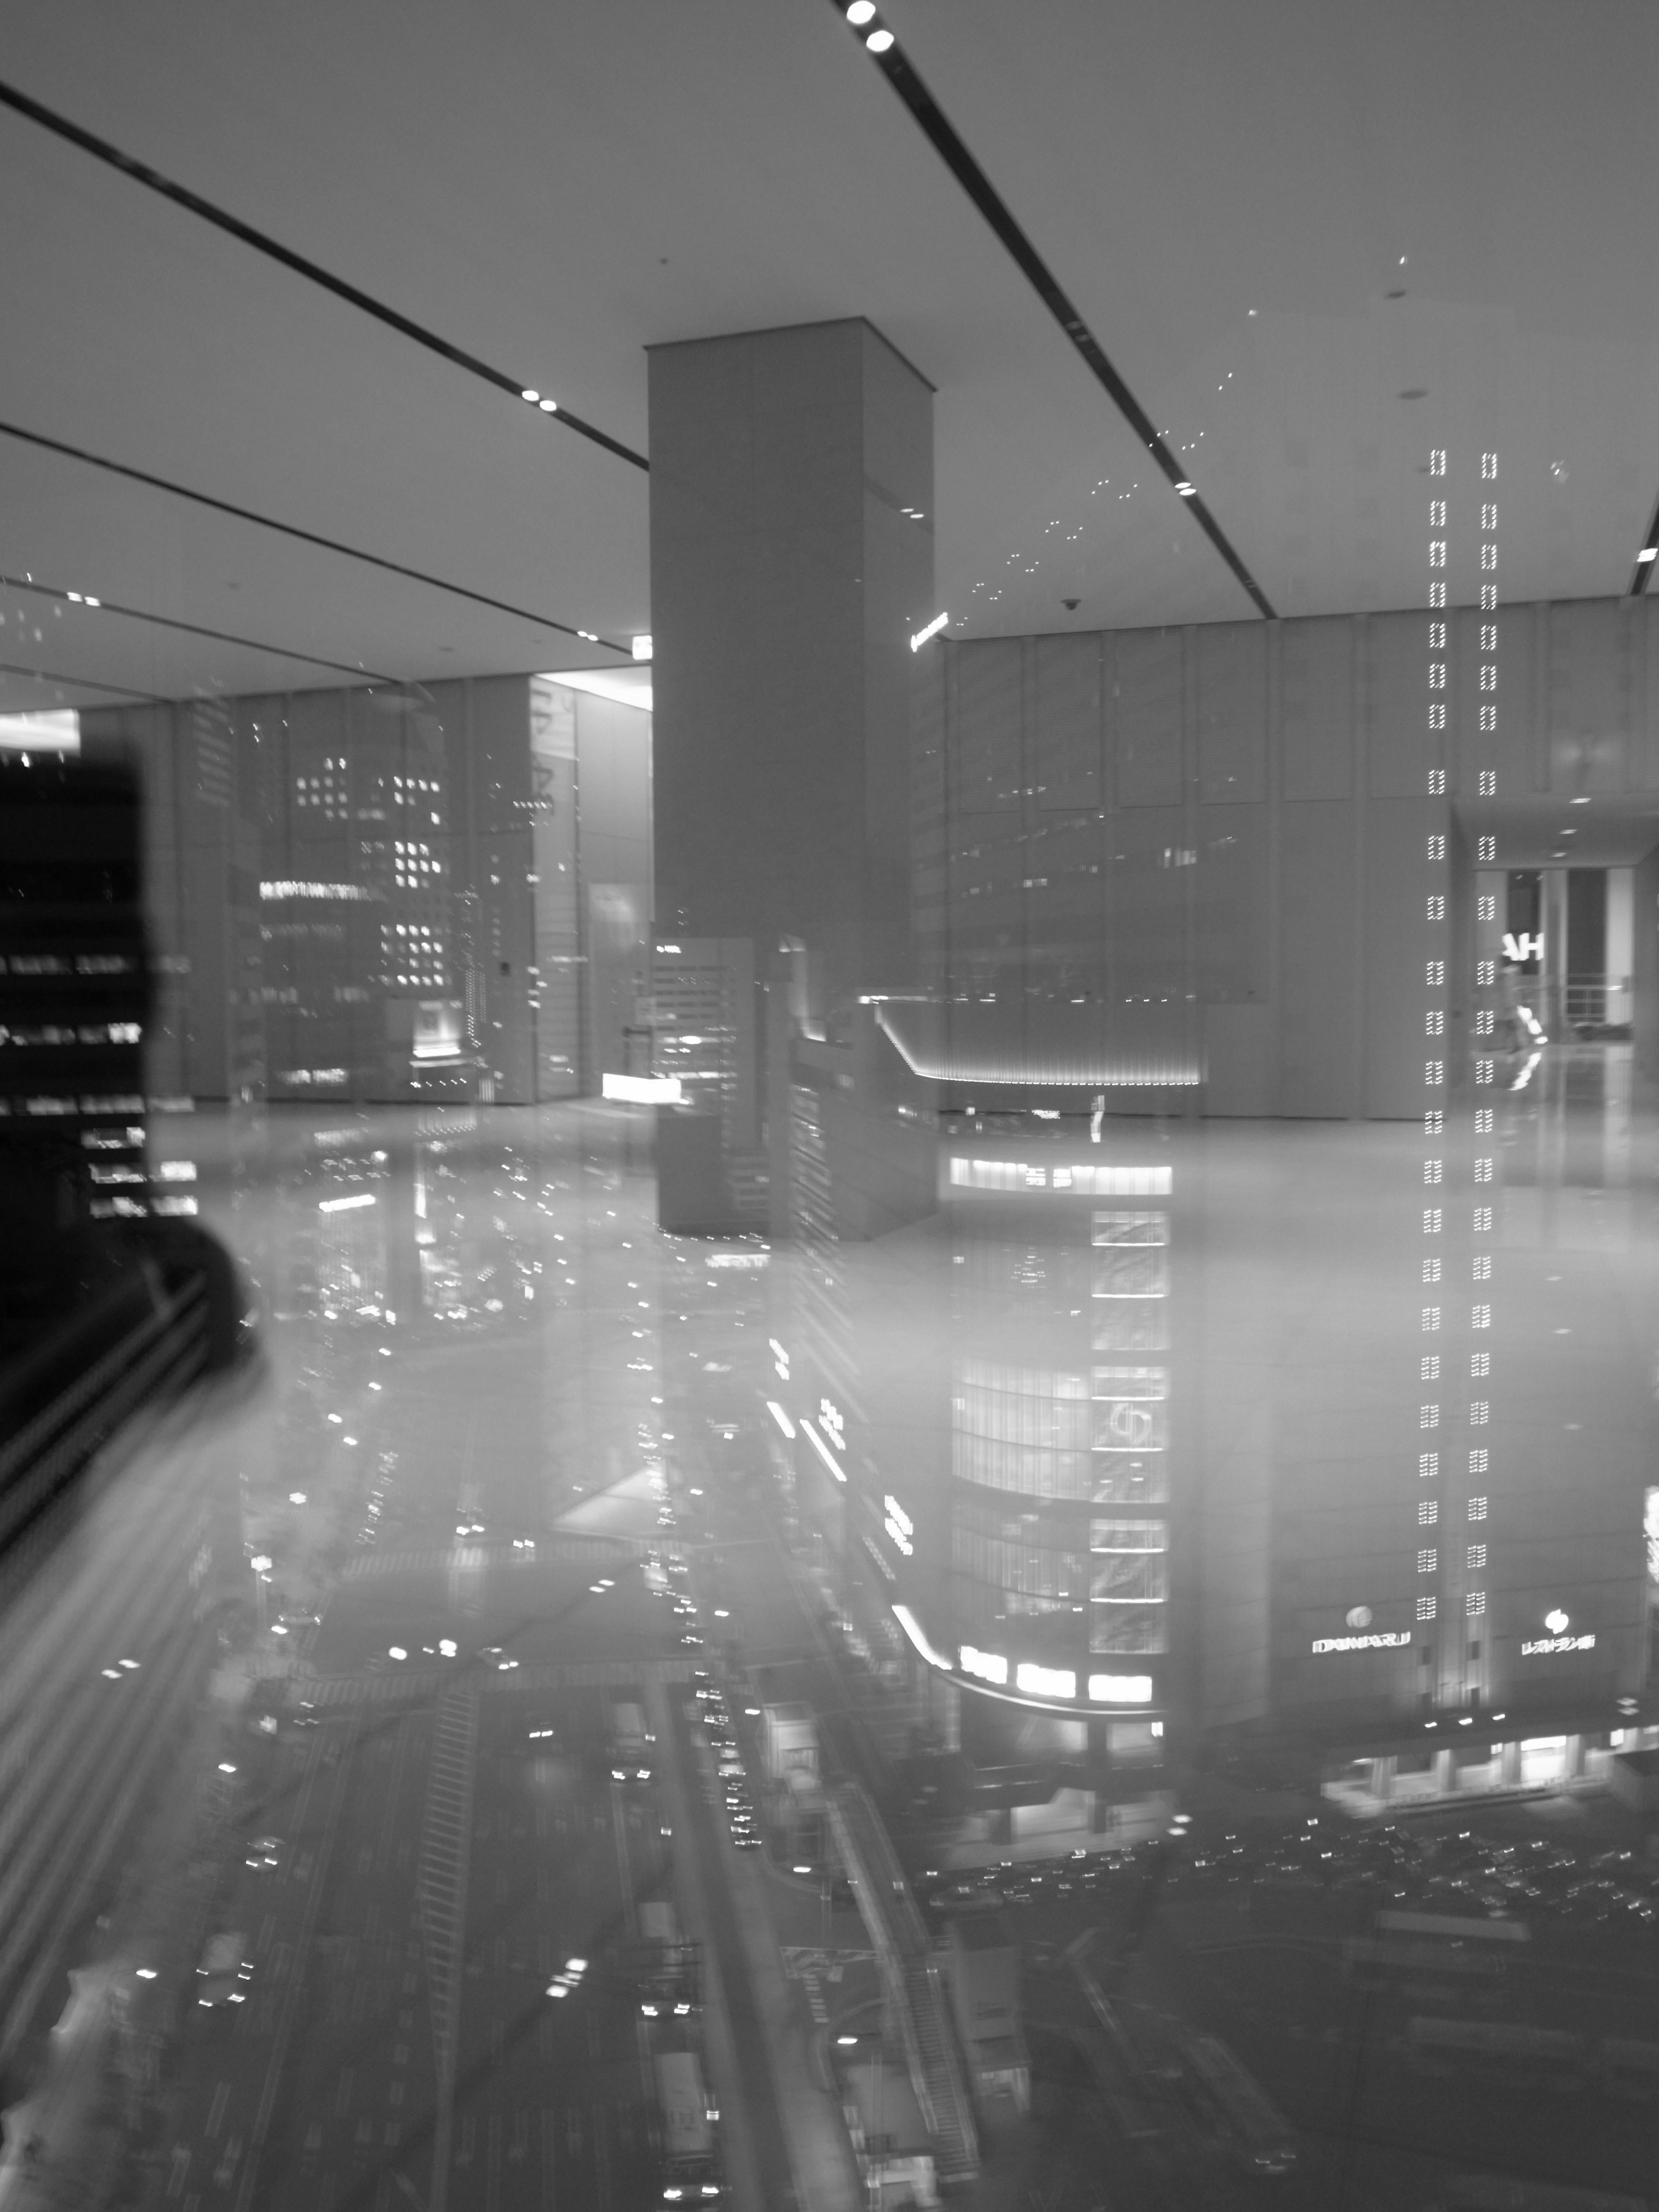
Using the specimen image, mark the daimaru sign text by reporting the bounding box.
[1311,1630,1412,1654]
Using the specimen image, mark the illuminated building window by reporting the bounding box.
[1422,1307,1441,1332]
[1424,1162,1443,1186]
[1470,1401,1489,1425]
[1471,1303,1491,1330]
[1423,1258,1441,1284]
[1417,1549,1437,1574]
[1421,1357,1439,1382]
[1470,1352,1490,1377]
[1468,1449,1488,1475]
[1420,1405,1439,1430]
[1417,1595,1437,1621]
[1467,1548,1487,1573]
[1419,1453,1439,1478]
[1466,1588,1486,1615]
[1424,1209,1442,1234]
[1472,1255,1491,1280]
[1418,1500,1438,1526]
[1473,1208,1492,1234]
[1468,1496,1487,1520]
[1427,961,1445,988]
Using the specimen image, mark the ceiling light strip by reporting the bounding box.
[0,658,171,704]
[0,419,631,652]
[0,572,399,684]
[0,77,648,473]
[1627,482,1659,596]
[831,6,1274,620]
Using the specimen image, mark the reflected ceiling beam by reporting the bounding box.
[0,77,649,473]
[0,573,399,685]
[828,3,1275,620]
[0,419,633,654]
[0,658,171,704]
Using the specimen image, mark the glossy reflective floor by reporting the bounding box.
[4,1055,1658,2212]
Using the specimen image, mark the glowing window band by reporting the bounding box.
[259,880,378,900]
[960,1646,1007,1685]
[601,1073,683,1103]
[1088,1673,1153,1703]
[950,1160,1171,1195]
[1015,1662,1076,1700]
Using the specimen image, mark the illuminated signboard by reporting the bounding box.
[1015,1662,1076,1700]
[884,1495,914,1556]
[1521,1634,1596,1656]
[1311,1631,1412,1654]
[959,1646,1007,1686]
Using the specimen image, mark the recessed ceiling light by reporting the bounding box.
[1638,547,1657,563]
[538,398,557,412]
[521,389,539,403]
[1571,796,1589,804]
[846,0,876,19]
[867,27,894,50]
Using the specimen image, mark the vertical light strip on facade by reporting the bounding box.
[1419,444,1451,1682]
[1464,453,1501,1697]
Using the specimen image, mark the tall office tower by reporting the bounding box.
[648,318,938,1238]
[0,754,152,1352]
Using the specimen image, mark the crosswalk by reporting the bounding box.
[417,1681,478,2187]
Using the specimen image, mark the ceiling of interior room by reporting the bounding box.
[2,0,1656,717]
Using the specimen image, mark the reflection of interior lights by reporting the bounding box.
[959,1645,1007,1685]
[1510,1050,1543,1091]
[909,611,949,652]
[799,1418,845,1482]
[765,1401,795,1439]
[318,1192,376,1213]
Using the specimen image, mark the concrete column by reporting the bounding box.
[1431,1748,1456,1795]
[648,319,935,1233]
[1632,843,1659,1075]
[1499,1739,1522,1786]
[1367,1755,1395,1804]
